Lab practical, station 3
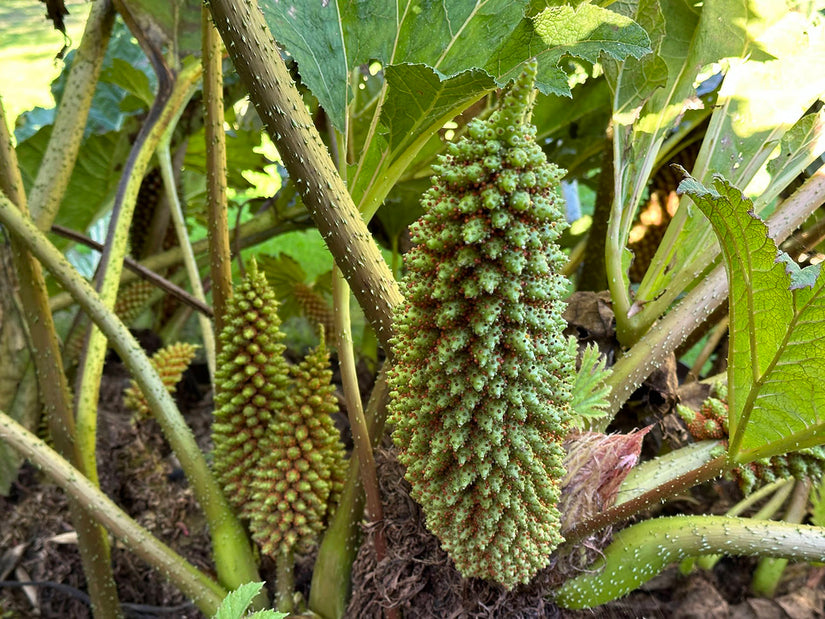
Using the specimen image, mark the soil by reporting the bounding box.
[1,355,824,618]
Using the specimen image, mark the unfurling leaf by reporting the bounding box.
[569,341,612,426]
[559,428,649,533]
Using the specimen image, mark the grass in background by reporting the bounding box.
[0,0,90,129]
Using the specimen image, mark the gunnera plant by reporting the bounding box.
[247,327,346,557]
[211,258,291,513]
[387,60,575,590]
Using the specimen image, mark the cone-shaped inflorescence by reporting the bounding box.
[124,342,198,418]
[677,385,825,495]
[114,279,155,326]
[387,60,575,589]
[247,327,347,557]
[211,258,290,513]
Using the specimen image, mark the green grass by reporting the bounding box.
[0,0,90,128]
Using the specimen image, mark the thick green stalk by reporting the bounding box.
[332,267,385,542]
[1,96,123,618]
[692,478,794,572]
[74,62,202,492]
[605,265,728,417]
[606,127,663,341]
[201,9,232,341]
[0,410,226,615]
[0,194,262,594]
[276,549,295,613]
[563,455,727,545]
[29,0,115,230]
[208,0,402,347]
[617,440,724,506]
[555,515,825,609]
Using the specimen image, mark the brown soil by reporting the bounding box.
[1,356,824,618]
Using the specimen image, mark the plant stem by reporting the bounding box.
[751,478,813,598]
[73,62,202,493]
[605,264,728,417]
[276,549,295,613]
[0,410,227,616]
[617,440,724,506]
[554,515,825,609]
[0,194,262,595]
[28,0,116,230]
[201,8,233,342]
[157,139,217,380]
[49,208,299,313]
[0,95,123,618]
[208,0,403,347]
[563,455,727,545]
[693,478,794,572]
[332,267,386,551]
[48,224,214,316]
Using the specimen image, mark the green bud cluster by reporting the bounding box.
[247,329,346,557]
[64,279,155,364]
[387,60,575,589]
[211,258,291,512]
[677,386,825,494]
[114,279,155,327]
[124,342,198,419]
[211,263,346,560]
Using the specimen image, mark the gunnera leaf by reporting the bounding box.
[679,173,825,463]
[387,60,575,590]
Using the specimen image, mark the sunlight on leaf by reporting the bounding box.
[680,174,825,463]
[635,7,825,316]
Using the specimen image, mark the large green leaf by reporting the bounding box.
[680,174,825,463]
[260,0,651,222]
[259,0,529,130]
[348,65,496,214]
[16,126,132,249]
[260,0,649,127]
[634,9,825,318]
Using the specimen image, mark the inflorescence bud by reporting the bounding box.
[211,258,291,512]
[247,328,346,557]
[123,342,198,419]
[387,60,575,589]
